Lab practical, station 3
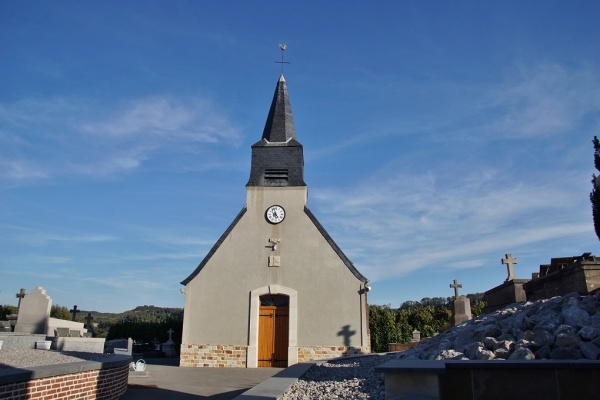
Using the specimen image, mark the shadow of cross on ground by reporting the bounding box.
[337,325,356,346]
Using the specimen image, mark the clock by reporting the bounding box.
[265,205,285,224]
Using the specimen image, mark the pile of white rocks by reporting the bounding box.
[281,292,600,399]
[404,291,600,361]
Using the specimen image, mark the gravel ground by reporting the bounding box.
[280,354,393,400]
[0,349,116,369]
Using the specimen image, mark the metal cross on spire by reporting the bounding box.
[275,43,290,74]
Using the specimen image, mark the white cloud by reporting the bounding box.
[483,63,600,138]
[0,95,242,182]
[312,166,592,282]
[0,158,49,180]
[81,97,241,145]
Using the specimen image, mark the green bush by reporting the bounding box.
[50,305,72,321]
[369,296,486,352]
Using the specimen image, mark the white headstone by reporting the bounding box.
[14,287,52,334]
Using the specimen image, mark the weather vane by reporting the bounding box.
[275,43,290,74]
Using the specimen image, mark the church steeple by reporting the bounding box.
[261,74,297,142]
[247,75,305,187]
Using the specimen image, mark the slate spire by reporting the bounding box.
[261,74,297,142]
[247,74,305,187]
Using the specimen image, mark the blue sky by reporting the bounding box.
[1,1,600,313]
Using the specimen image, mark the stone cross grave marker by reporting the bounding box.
[501,253,518,281]
[85,312,94,329]
[450,279,462,298]
[70,305,80,321]
[15,288,26,310]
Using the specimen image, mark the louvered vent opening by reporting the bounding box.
[264,169,288,186]
[265,169,288,180]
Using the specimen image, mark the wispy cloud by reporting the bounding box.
[311,165,593,282]
[0,158,49,180]
[482,63,600,138]
[0,95,242,182]
[81,97,241,145]
[311,62,600,160]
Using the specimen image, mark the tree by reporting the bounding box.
[591,136,600,241]
[51,305,72,321]
[0,305,17,320]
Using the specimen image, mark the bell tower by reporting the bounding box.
[246,74,306,188]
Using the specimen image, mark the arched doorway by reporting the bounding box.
[258,295,289,367]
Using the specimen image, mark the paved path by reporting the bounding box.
[122,358,283,400]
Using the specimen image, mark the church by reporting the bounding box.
[180,74,370,368]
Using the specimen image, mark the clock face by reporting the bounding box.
[266,205,285,224]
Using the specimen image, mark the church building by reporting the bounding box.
[180,74,370,368]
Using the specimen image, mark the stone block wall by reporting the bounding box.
[297,345,370,363]
[483,279,529,313]
[524,264,600,300]
[0,364,128,400]
[179,344,247,368]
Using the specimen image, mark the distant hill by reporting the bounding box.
[73,305,183,338]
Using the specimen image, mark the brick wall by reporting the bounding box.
[297,345,370,363]
[0,364,128,400]
[180,344,247,368]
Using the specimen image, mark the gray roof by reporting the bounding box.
[260,74,296,143]
[247,74,305,187]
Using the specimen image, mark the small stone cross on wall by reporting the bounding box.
[70,305,80,321]
[450,279,462,298]
[501,253,518,281]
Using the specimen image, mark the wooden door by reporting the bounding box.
[258,304,289,367]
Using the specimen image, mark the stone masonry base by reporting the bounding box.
[180,344,370,367]
[297,345,370,363]
[180,344,248,368]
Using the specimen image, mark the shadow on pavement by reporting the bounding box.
[121,358,282,400]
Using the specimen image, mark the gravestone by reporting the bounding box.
[85,312,94,330]
[70,305,80,321]
[449,279,471,326]
[14,287,52,334]
[55,327,70,337]
[15,288,26,310]
[501,253,517,281]
[483,253,529,313]
[162,328,177,357]
[410,330,421,343]
[0,321,11,332]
